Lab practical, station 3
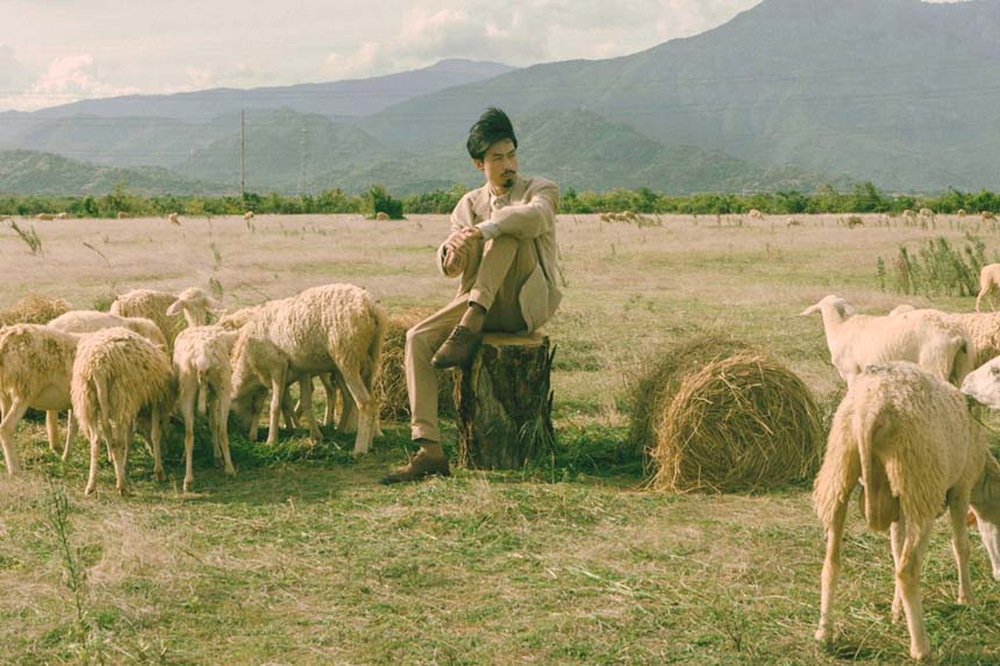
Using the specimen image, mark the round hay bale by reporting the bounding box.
[651,351,823,493]
[0,293,71,327]
[628,334,752,459]
[374,310,455,422]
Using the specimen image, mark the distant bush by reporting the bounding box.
[365,185,404,220]
[887,234,996,297]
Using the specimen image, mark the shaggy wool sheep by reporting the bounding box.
[168,212,180,225]
[748,208,764,220]
[229,283,386,453]
[56,212,68,220]
[976,263,1000,312]
[72,327,176,495]
[814,362,1000,661]
[166,287,223,329]
[957,208,967,218]
[172,325,239,491]
[800,295,973,386]
[34,213,56,221]
[890,306,1000,369]
[983,211,997,221]
[111,287,218,347]
[243,211,254,221]
[0,324,78,474]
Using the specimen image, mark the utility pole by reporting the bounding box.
[241,109,246,198]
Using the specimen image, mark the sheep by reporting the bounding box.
[117,212,130,219]
[0,324,79,474]
[168,212,180,225]
[814,362,1000,661]
[56,212,68,220]
[374,211,390,221]
[172,325,240,491]
[72,327,176,495]
[957,208,967,218]
[229,283,386,454]
[0,215,10,222]
[890,306,1000,369]
[110,287,219,347]
[800,295,973,386]
[902,209,917,224]
[34,213,56,221]
[918,207,934,218]
[975,263,1000,312]
[982,211,997,222]
[786,217,802,227]
[599,213,612,223]
[243,211,254,221]
[748,208,764,220]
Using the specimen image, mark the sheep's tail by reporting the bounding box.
[195,347,212,415]
[94,371,114,444]
[856,408,898,533]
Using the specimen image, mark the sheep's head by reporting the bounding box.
[166,287,224,327]
[799,295,854,318]
[962,358,1000,410]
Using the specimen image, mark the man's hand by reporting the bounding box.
[441,226,482,276]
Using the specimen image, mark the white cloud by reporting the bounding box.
[1,53,138,111]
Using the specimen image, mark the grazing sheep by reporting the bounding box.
[786,217,802,227]
[172,325,239,491]
[116,212,130,219]
[56,212,68,220]
[976,263,1000,312]
[982,211,997,222]
[168,212,180,225]
[902,209,917,224]
[599,213,612,223]
[892,306,1000,369]
[814,362,1000,661]
[34,213,56,221]
[166,287,223,329]
[0,325,78,474]
[375,211,390,221]
[72,328,176,495]
[800,295,972,386]
[243,211,254,221]
[748,208,764,220]
[229,284,386,453]
[957,208,967,218]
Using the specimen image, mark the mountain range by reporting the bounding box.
[3,0,999,195]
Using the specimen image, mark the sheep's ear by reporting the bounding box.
[800,303,820,316]
[836,300,856,317]
[166,300,184,316]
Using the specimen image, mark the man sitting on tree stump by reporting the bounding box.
[382,107,562,484]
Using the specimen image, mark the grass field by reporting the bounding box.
[2,212,1000,665]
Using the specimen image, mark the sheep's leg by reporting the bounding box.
[338,368,375,455]
[281,386,299,431]
[815,495,848,646]
[319,372,336,426]
[890,517,905,623]
[299,377,322,441]
[150,407,164,483]
[266,366,288,446]
[976,285,988,312]
[949,497,974,605]
[896,522,933,662]
[181,388,196,491]
[109,425,129,496]
[45,411,60,455]
[0,397,30,476]
[217,392,235,477]
[337,372,358,434]
[85,431,101,496]
[61,410,77,462]
[207,395,222,466]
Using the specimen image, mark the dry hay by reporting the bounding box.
[650,350,823,493]
[374,310,455,421]
[0,293,71,327]
[628,334,751,459]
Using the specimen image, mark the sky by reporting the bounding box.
[0,0,965,112]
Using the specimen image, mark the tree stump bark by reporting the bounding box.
[455,332,555,470]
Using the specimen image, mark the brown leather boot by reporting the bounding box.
[431,325,483,369]
[381,449,451,484]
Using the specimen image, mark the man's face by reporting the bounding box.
[474,138,518,193]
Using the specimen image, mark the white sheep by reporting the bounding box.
[34,213,56,221]
[976,263,1000,312]
[957,208,967,218]
[56,212,68,220]
[800,295,973,386]
[116,212,130,219]
[172,325,239,491]
[902,209,917,220]
[786,217,802,227]
[168,212,180,226]
[111,287,220,347]
[374,211,390,221]
[243,211,254,221]
[814,362,1000,661]
[748,208,764,220]
[982,211,997,222]
[229,284,386,454]
[0,324,78,474]
[890,306,1000,369]
[71,327,176,496]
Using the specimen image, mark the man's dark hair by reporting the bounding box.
[466,107,517,161]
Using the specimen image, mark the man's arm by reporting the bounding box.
[437,194,476,277]
[476,180,559,241]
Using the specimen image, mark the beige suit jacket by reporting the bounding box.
[436,174,562,332]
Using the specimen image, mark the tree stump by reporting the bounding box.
[455,332,555,470]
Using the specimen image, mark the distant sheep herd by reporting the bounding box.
[8,213,1000,661]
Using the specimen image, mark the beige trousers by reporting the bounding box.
[405,235,538,442]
